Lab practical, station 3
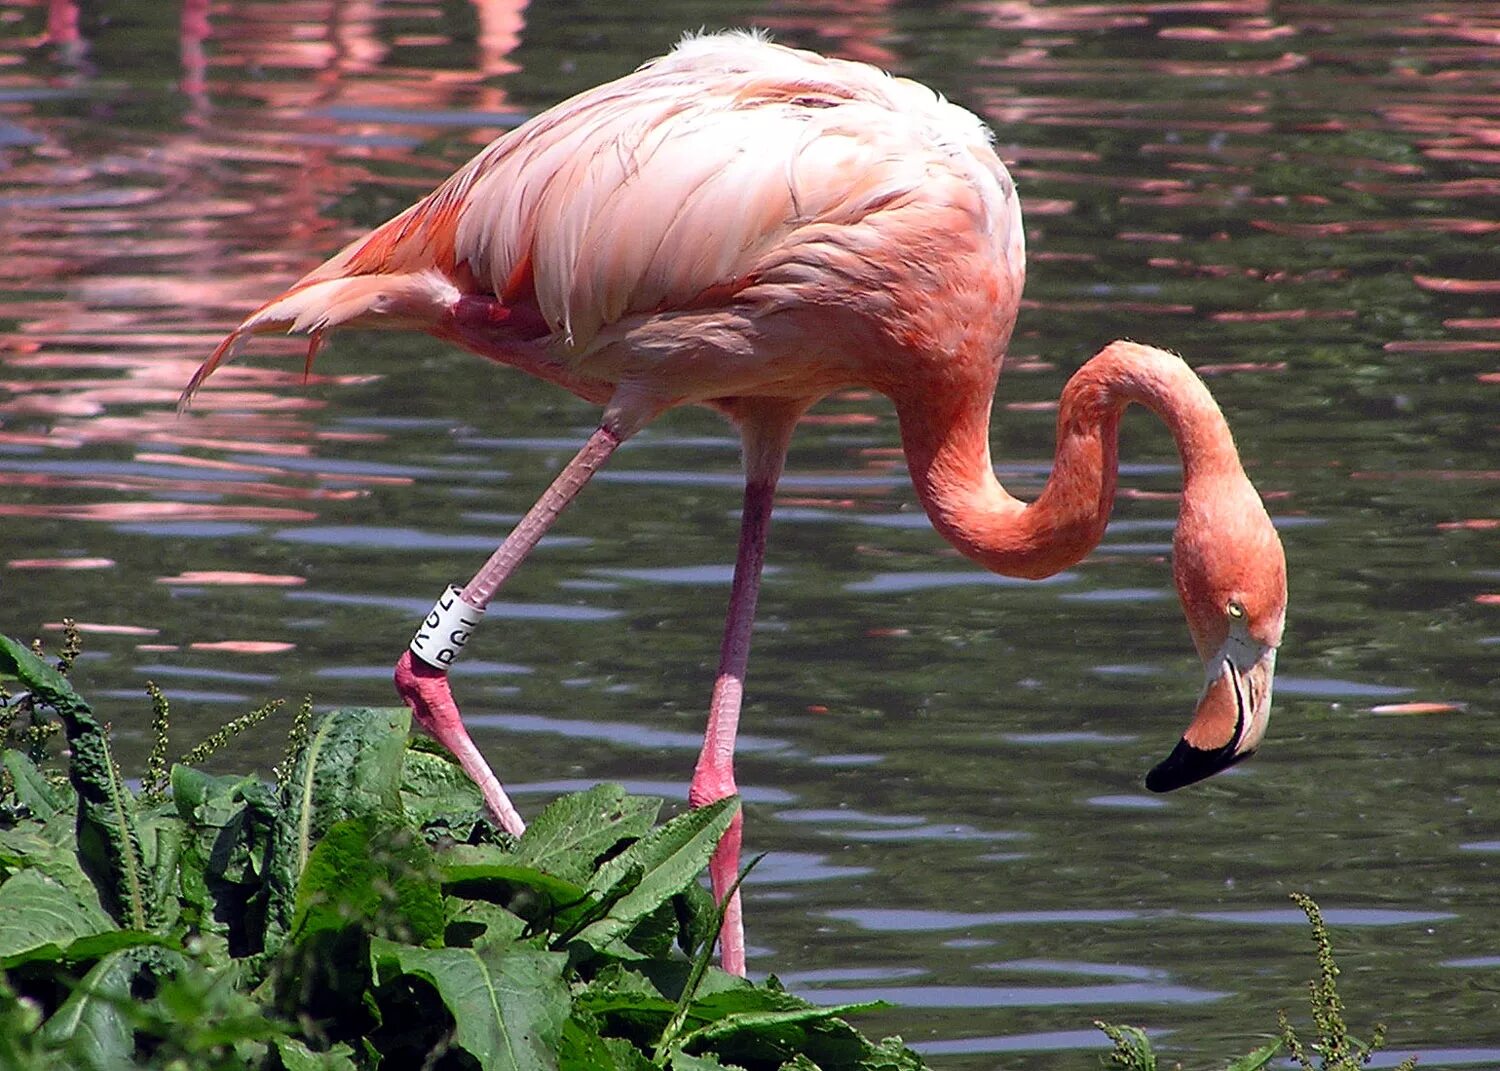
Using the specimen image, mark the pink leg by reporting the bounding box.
[689,407,798,976]
[396,425,624,835]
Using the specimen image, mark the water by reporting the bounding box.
[2,1,1498,1065]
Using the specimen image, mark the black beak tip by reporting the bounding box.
[1145,738,1251,793]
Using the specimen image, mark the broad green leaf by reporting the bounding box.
[0,869,117,963]
[37,946,157,1067]
[557,1020,655,1071]
[442,847,598,929]
[0,928,173,970]
[0,818,110,920]
[172,766,266,827]
[0,635,152,931]
[572,798,738,955]
[445,897,528,949]
[283,707,410,870]
[173,765,278,889]
[372,938,569,1071]
[401,746,486,829]
[573,963,674,1017]
[140,809,186,935]
[170,764,279,959]
[262,707,411,952]
[2,749,68,821]
[292,815,444,947]
[514,784,661,884]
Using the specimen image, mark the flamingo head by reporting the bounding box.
[1146,468,1287,792]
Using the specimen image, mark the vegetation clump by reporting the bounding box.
[1,629,1421,1070]
[0,632,919,1070]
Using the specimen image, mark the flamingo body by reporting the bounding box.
[188,31,1024,429]
[184,32,1288,976]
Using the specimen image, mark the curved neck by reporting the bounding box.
[896,340,1245,579]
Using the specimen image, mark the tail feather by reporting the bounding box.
[179,269,463,410]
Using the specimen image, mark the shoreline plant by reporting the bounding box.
[1,629,1420,1070]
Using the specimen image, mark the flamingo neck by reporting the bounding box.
[896,340,1244,580]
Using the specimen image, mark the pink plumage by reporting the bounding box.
[184,32,1287,978]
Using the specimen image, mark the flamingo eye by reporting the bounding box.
[1227,600,1246,621]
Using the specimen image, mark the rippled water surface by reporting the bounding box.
[2,1,1498,1065]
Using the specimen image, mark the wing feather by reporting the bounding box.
[447,33,1011,351]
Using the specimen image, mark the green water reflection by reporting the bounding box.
[1,1,1497,1066]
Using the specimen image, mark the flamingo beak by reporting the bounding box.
[1145,642,1277,793]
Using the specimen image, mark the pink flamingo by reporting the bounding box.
[182,32,1288,977]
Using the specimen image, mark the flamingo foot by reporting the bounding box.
[394,649,525,835]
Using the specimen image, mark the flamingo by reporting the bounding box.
[181,31,1288,977]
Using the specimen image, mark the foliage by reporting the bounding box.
[1097,892,1418,1071]
[0,632,923,1071]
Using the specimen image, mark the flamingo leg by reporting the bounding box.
[395,425,624,835]
[689,406,798,976]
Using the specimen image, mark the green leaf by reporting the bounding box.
[37,946,157,1067]
[0,816,110,920]
[0,635,152,931]
[682,1002,885,1046]
[445,897,528,949]
[284,707,410,870]
[513,784,661,884]
[861,1036,927,1071]
[273,1037,361,1071]
[573,963,674,1018]
[140,808,186,935]
[292,815,444,947]
[172,766,267,827]
[1225,1039,1283,1071]
[262,707,411,953]
[401,745,486,829]
[169,768,280,962]
[442,847,598,929]
[372,938,570,1071]
[0,928,173,970]
[656,855,763,1058]
[557,1019,656,1071]
[572,797,739,955]
[2,749,68,821]
[0,869,117,964]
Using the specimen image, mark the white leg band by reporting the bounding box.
[410,585,486,669]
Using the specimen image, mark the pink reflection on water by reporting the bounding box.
[0,502,319,522]
[188,640,296,654]
[45,621,158,636]
[7,557,115,569]
[0,0,533,548]
[1370,702,1463,716]
[158,571,307,585]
